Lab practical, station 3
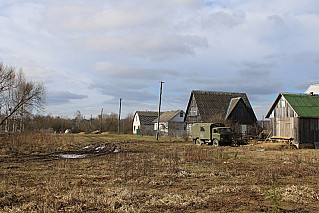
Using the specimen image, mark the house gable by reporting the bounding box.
[226,97,256,124]
[170,110,185,122]
[154,110,183,123]
[185,90,257,124]
[185,93,202,123]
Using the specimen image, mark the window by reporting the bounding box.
[281,99,285,108]
[180,112,183,117]
[200,127,205,131]
[190,107,197,116]
[134,126,136,131]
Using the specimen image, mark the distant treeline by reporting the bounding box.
[8,111,134,134]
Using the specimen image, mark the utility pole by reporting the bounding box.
[156,81,164,141]
[100,108,103,133]
[118,98,122,135]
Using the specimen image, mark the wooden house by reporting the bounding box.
[153,110,186,137]
[133,111,162,136]
[266,93,319,148]
[184,90,257,135]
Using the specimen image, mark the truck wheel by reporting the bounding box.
[195,139,202,145]
[212,139,219,146]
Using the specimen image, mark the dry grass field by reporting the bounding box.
[1,133,319,212]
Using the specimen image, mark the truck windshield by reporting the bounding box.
[215,128,232,133]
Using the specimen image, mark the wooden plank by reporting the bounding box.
[271,136,293,140]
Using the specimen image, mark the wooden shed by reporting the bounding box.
[266,93,319,148]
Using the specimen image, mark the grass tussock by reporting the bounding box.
[0,134,319,212]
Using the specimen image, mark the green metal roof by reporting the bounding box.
[283,93,319,118]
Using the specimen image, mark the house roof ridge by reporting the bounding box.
[154,110,183,122]
[192,90,246,95]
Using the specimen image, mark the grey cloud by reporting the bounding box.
[268,15,285,26]
[75,35,208,60]
[47,91,88,105]
[186,59,282,95]
[188,77,281,95]
[237,61,274,79]
[202,10,246,29]
[295,80,319,91]
[94,61,180,79]
[249,95,275,103]
[44,1,204,33]
[90,80,157,102]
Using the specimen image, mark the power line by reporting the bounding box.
[162,99,182,109]
[162,98,186,105]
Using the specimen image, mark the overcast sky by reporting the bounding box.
[1,0,319,119]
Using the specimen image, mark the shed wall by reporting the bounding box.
[298,118,319,144]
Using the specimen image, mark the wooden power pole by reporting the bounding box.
[156,81,164,141]
[100,108,103,133]
[118,98,122,135]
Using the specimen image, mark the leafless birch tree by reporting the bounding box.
[0,63,45,131]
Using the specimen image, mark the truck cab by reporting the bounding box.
[191,123,234,146]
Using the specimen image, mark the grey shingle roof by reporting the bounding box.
[153,110,182,122]
[186,90,257,122]
[135,111,163,125]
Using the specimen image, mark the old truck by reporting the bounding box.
[191,123,234,146]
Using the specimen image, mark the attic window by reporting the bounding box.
[190,107,197,116]
[281,99,285,108]
[180,112,183,117]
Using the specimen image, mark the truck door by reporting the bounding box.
[200,126,205,139]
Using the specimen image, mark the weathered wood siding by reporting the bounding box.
[270,117,297,139]
[298,118,319,144]
[229,100,256,125]
[269,96,298,141]
[185,95,202,123]
[269,96,319,145]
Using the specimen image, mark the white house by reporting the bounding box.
[154,110,186,137]
[305,84,319,95]
[133,111,161,136]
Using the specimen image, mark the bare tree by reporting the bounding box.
[0,65,45,129]
[74,110,83,128]
[0,63,15,94]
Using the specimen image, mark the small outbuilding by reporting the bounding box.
[266,93,319,148]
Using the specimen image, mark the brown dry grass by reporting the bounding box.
[0,133,319,212]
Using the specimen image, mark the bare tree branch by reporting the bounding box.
[0,64,46,128]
